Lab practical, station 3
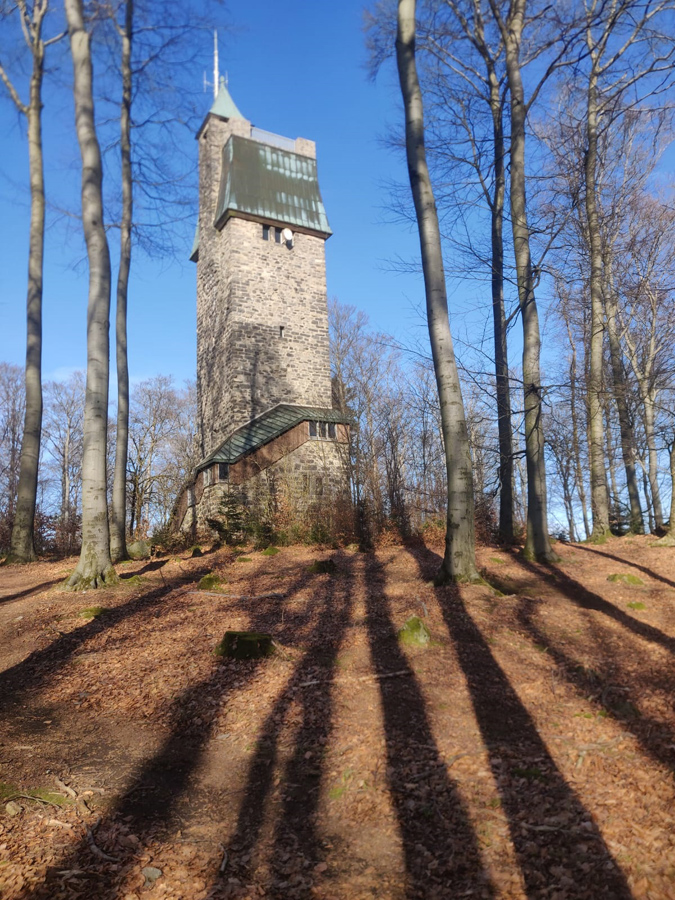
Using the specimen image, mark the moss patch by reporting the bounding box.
[120,574,144,586]
[607,573,644,586]
[308,559,337,575]
[215,631,274,659]
[77,606,107,619]
[398,616,431,647]
[261,546,281,556]
[198,572,224,590]
[627,601,646,610]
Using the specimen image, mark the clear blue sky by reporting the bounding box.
[1,0,460,387]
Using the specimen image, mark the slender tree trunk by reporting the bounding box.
[603,265,644,534]
[9,29,46,563]
[110,0,133,563]
[65,0,118,589]
[396,0,478,582]
[584,68,611,538]
[488,67,514,543]
[568,342,590,539]
[655,441,675,545]
[501,0,556,561]
[642,392,663,530]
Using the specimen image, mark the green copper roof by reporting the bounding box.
[214,135,332,236]
[209,80,244,120]
[199,404,349,468]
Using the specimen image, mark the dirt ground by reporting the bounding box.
[1,535,675,900]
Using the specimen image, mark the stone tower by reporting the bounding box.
[175,82,349,531]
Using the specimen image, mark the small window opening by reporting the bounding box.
[279,325,285,339]
[218,462,229,481]
[328,422,336,439]
[203,468,212,487]
[187,487,195,507]
[274,227,282,244]
[309,421,317,438]
[262,224,270,241]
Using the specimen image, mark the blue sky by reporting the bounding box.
[1,0,462,387]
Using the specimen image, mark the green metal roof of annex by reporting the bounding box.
[214,134,332,236]
[199,404,350,469]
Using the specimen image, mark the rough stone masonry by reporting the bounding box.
[174,83,350,534]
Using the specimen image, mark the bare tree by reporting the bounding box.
[64,0,118,589]
[486,0,564,561]
[579,0,675,539]
[396,0,478,582]
[43,372,85,553]
[0,363,26,551]
[109,0,133,562]
[0,0,61,561]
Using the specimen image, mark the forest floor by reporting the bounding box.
[0,535,675,900]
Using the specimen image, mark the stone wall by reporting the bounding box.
[196,118,332,461]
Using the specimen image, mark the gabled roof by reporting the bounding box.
[199,404,350,469]
[214,135,332,237]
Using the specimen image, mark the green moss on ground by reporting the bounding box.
[308,559,337,575]
[198,572,224,590]
[607,573,644,586]
[398,616,431,647]
[261,547,280,556]
[77,606,107,619]
[215,631,274,659]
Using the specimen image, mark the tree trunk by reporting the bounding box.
[501,0,556,561]
[655,441,675,545]
[488,66,514,543]
[396,0,478,583]
[65,0,118,589]
[642,392,663,530]
[110,0,133,563]
[9,32,46,563]
[568,341,590,539]
[584,68,611,539]
[603,265,644,535]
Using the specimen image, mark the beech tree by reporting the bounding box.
[0,0,61,562]
[64,0,118,589]
[396,0,478,582]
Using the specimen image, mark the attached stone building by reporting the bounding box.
[174,82,349,534]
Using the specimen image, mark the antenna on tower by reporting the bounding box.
[213,30,219,99]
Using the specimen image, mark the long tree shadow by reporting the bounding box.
[504,550,675,655]
[411,546,633,899]
[363,554,495,899]
[514,592,675,776]
[0,569,214,721]
[20,563,319,899]
[214,554,355,899]
[0,577,64,605]
[573,543,675,591]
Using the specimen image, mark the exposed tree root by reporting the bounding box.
[65,565,119,591]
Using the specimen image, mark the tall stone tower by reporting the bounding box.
[176,82,349,531]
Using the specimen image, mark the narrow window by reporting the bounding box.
[274,227,282,244]
[309,421,318,438]
[279,325,285,339]
[315,476,324,497]
[262,224,270,241]
[187,487,195,507]
[327,422,336,439]
[218,462,229,481]
[319,421,327,439]
[204,468,212,487]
